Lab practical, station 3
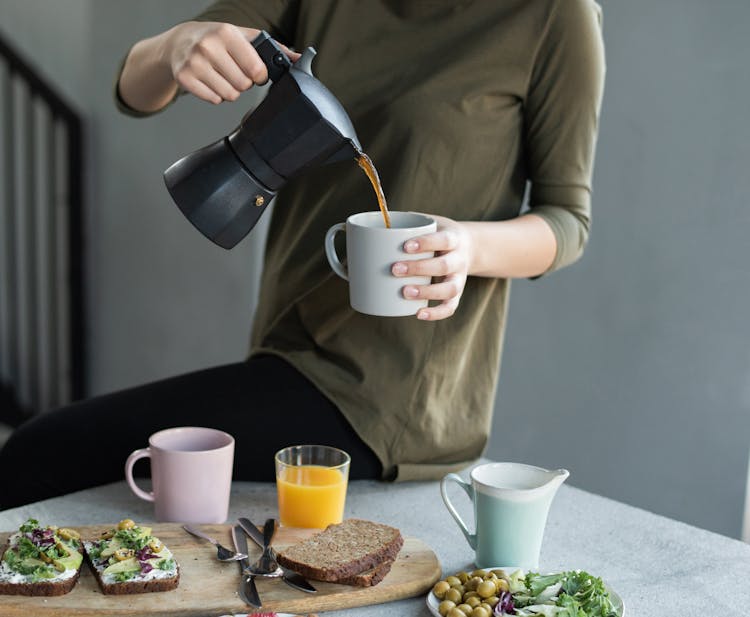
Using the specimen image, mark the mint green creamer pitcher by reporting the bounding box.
[441,462,569,569]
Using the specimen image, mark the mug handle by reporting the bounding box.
[440,473,477,550]
[125,447,155,502]
[324,223,348,280]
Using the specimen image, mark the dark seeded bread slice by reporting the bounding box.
[334,557,395,587]
[84,550,180,595]
[0,543,82,596]
[276,519,403,583]
[89,569,180,595]
[83,541,180,595]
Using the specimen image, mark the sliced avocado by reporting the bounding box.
[103,557,139,575]
[53,552,82,572]
[20,556,47,570]
[100,537,123,558]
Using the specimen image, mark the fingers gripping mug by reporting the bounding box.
[324,211,436,316]
[125,426,235,523]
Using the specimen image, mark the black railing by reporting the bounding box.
[0,33,84,420]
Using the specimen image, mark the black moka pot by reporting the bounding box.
[163,31,362,249]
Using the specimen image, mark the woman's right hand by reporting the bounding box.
[164,21,300,105]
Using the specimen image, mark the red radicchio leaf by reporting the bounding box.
[494,591,515,615]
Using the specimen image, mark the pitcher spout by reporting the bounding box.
[552,468,570,485]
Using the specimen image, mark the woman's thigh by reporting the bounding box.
[0,355,380,509]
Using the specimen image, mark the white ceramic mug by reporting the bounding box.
[324,211,436,316]
[125,426,235,523]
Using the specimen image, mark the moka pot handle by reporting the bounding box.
[251,30,292,83]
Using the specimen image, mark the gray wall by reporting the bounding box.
[488,0,750,539]
[1,0,269,395]
[1,1,748,538]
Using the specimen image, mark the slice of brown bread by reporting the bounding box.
[0,543,82,596]
[276,519,403,583]
[334,557,395,587]
[83,537,180,595]
[87,564,180,596]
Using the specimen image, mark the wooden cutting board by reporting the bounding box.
[0,523,441,616]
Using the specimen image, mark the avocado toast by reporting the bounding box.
[83,518,179,594]
[0,518,84,596]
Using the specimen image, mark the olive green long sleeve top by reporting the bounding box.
[126,0,605,480]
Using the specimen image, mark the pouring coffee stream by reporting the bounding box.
[356,151,392,229]
[164,30,390,248]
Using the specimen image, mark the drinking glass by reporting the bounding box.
[275,445,350,528]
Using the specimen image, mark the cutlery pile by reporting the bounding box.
[183,516,318,609]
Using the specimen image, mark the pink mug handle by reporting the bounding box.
[125,447,155,502]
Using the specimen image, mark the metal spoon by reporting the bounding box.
[182,524,247,561]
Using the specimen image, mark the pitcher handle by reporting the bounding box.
[324,223,348,280]
[440,473,476,550]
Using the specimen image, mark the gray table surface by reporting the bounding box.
[1,471,749,616]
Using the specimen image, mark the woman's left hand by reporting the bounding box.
[391,215,474,321]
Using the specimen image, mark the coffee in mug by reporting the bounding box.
[324,211,436,317]
[125,426,234,523]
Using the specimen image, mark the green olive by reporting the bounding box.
[446,575,462,587]
[471,569,488,578]
[496,578,510,592]
[471,607,490,617]
[465,576,483,591]
[457,571,470,584]
[465,596,481,608]
[114,548,135,561]
[438,600,456,616]
[477,580,496,599]
[485,596,500,608]
[447,608,466,617]
[456,604,473,616]
[433,581,451,599]
[445,588,463,604]
[491,569,507,579]
[463,591,480,601]
[480,602,494,614]
[58,528,80,541]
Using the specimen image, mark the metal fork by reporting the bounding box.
[182,524,247,561]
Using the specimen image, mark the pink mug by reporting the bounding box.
[125,426,235,523]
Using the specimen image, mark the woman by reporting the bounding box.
[0,0,605,508]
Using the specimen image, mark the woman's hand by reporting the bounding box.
[165,21,300,104]
[391,216,474,321]
[118,21,300,113]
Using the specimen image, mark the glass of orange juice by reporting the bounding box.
[275,445,350,529]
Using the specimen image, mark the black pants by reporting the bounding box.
[0,355,381,510]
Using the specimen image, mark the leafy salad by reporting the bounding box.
[430,567,619,617]
[496,569,619,617]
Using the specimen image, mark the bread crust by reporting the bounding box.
[0,570,81,596]
[83,548,180,595]
[276,519,403,583]
[0,540,82,596]
[335,557,395,587]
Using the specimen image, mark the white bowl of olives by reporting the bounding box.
[426,567,514,617]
